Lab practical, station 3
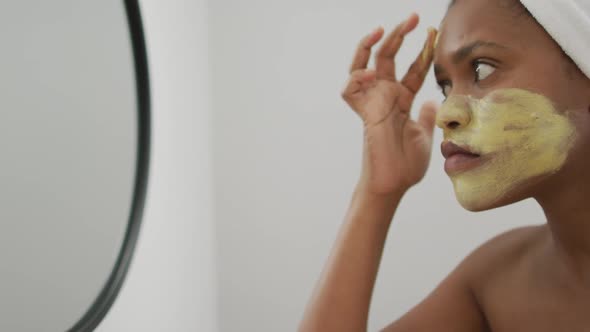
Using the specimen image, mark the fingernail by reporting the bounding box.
[420,27,439,63]
[420,29,433,63]
[427,27,436,37]
[421,46,430,64]
[433,29,440,49]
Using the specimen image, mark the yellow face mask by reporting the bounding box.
[436,88,576,210]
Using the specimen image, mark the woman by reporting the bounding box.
[299,0,590,331]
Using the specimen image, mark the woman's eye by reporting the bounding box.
[474,62,496,82]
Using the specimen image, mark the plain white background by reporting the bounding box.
[98,0,545,331]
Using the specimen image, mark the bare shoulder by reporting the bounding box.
[471,224,545,257]
[461,224,546,285]
[380,224,545,332]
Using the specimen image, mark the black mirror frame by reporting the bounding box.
[67,0,150,331]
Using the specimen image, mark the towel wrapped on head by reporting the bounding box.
[520,0,590,78]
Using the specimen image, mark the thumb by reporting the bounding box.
[417,100,438,139]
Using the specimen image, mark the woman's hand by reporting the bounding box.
[341,14,438,195]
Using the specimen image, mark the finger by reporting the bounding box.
[418,101,438,139]
[375,13,419,81]
[401,27,438,96]
[341,69,377,101]
[349,27,384,75]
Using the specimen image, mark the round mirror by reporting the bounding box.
[0,0,150,331]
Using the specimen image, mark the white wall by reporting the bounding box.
[96,0,217,331]
[210,1,543,331]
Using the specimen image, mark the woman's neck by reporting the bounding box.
[537,175,590,284]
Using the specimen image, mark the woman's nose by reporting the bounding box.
[435,96,472,130]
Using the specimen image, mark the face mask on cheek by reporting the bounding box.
[437,88,576,211]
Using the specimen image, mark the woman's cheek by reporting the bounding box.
[446,88,576,211]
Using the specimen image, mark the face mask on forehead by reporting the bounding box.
[436,88,576,210]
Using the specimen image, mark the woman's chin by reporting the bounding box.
[454,183,537,212]
[451,181,505,212]
[450,169,554,213]
[456,196,501,212]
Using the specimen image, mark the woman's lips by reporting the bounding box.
[441,141,486,174]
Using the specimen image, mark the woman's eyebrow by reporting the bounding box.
[452,40,508,64]
[433,41,509,79]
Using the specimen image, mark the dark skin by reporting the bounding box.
[424,1,590,331]
[299,0,590,331]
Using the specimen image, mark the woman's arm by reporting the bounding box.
[299,182,490,332]
[299,13,439,332]
[298,187,401,332]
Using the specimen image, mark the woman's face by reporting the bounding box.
[433,0,590,211]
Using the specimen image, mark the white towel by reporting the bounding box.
[520,0,590,78]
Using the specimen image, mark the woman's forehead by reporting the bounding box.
[439,1,524,49]
[435,0,540,61]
